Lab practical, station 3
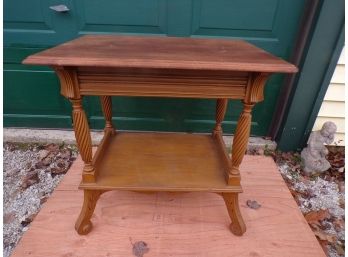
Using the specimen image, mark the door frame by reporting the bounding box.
[268,0,321,139]
[271,0,345,151]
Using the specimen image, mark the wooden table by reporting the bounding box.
[23,35,297,236]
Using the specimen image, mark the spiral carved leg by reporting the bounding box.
[75,190,103,235]
[71,98,96,182]
[100,96,115,133]
[71,98,94,173]
[222,193,246,236]
[229,102,254,185]
[213,98,228,136]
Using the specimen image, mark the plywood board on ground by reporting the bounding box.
[11,154,325,257]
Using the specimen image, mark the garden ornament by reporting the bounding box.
[301,121,337,175]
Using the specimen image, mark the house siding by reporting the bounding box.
[313,47,345,145]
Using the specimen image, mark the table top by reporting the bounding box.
[23,35,297,73]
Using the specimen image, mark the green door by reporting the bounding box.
[4,0,306,135]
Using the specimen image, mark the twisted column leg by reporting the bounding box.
[213,98,228,136]
[229,102,254,185]
[222,193,246,236]
[70,98,95,182]
[100,96,115,133]
[75,190,103,235]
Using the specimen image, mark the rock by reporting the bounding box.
[41,153,55,166]
[303,201,312,209]
[4,212,16,224]
[338,167,344,173]
[20,170,39,189]
[50,159,70,174]
[38,149,49,160]
[40,196,49,204]
[246,200,261,209]
[21,213,37,226]
[301,121,337,175]
[132,241,150,257]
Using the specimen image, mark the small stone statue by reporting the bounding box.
[301,121,337,175]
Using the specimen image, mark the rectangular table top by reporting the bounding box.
[23,35,297,73]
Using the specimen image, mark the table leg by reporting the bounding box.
[100,96,115,133]
[221,192,246,236]
[213,98,228,136]
[70,98,95,183]
[75,190,104,235]
[229,102,254,185]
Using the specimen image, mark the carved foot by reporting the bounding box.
[222,193,246,236]
[75,190,103,235]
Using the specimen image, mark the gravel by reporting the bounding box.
[3,143,77,257]
[278,161,345,257]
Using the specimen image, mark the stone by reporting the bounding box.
[41,153,55,166]
[4,212,16,224]
[50,159,70,174]
[40,196,49,204]
[246,200,261,209]
[132,241,150,257]
[20,170,39,189]
[301,121,337,175]
[21,213,37,226]
[38,149,49,160]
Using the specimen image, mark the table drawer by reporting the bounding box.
[77,68,248,99]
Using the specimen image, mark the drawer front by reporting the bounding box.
[77,68,248,99]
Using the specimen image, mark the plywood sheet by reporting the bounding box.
[11,155,325,257]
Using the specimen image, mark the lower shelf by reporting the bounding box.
[80,132,241,192]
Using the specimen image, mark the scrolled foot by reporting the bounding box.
[229,220,246,236]
[222,193,246,236]
[75,220,93,235]
[75,190,103,235]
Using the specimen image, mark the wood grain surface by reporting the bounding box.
[20,35,301,239]
[80,132,240,192]
[22,35,297,73]
[11,154,325,257]
[77,68,249,99]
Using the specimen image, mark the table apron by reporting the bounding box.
[78,76,248,99]
[80,85,247,99]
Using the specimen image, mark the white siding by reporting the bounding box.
[313,47,345,146]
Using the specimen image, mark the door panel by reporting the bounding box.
[4,0,79,46]
[75,0,167,35]
[4,0,306,136]
[190,0,305,134]
[194,0,278,31]
[4,63,72,128]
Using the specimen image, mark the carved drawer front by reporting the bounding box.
[77,68,248,99]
